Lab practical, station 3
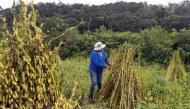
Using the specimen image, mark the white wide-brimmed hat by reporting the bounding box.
[94,42,106,50]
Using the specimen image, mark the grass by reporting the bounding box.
[61,57,110,108]
[61,57,190,109]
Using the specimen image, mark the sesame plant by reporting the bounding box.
[0,0,82,108]
[98,43,144,109]
[165,49,187,81]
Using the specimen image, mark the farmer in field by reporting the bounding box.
[88,42,111,103]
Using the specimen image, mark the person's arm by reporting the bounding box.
[91,51,106,68]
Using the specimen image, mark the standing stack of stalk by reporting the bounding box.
[0,0,81,108]
[165,50,186,81]
[0,40,8,98]
[108,49,118,66]
[98,43,144,109]
[0,40,7,78]
[0,14,9,87]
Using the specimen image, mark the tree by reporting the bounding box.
[140,26,173,64]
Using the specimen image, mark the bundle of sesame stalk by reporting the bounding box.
[0,0,82,108]
[98,43,144,109]
[165,50,186,81]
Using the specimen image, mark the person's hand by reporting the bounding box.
[106,65,111,69]
[107,63,111,66]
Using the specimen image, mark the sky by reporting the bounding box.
[0,0,184,9]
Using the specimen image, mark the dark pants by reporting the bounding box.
[89,70,103,99]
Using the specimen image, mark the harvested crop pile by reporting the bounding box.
[98,43,144,109]
[165,50,186,81]
[0,0,81,108]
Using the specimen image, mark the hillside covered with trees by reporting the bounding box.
[0,1,190,66]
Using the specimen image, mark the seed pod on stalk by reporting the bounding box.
[0,0,83,108]
[98,43,144,109]
[165,50,186,81]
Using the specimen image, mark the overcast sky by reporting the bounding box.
[1,0,184,9]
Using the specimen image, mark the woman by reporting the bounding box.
[88,42,111,103]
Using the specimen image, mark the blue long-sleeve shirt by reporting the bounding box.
[89,50,109,73]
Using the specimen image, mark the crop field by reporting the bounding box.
[61,56,190,109]
[1,0,190,108]
[1,52,190,108]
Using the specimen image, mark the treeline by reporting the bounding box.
[52,26,190,66]
[1,1,190,33]
[0,1,190,65]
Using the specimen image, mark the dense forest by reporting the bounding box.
[0,1,190,66]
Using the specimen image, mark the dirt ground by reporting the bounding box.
[82,102,110,109]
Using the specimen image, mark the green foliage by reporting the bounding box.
[44,25,189,67]
[1,1,190,65]
[54,57,190,108]
[1,1,190,33]
[1,0,190,108]
[172,29,190,64]
[139,26,173,64]
[137,64,190,109]
[60,57,113,107]
[61,58,89,98]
